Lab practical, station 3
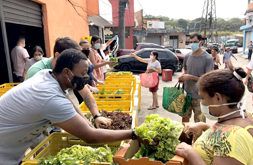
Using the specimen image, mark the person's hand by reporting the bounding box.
[130,53,136,57]
[89,86,99,94]
[97,80,104,85]
[184,122,207,142]
[178,74,191,82]
[137,136,159,146]
[146,67,155,73]
[95,117,112,128]
[175,142,195,159]
[107,61,116,66]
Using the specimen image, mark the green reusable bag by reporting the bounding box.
[162,82,191,115]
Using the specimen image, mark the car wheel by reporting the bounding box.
[176,60,183,72]
[120,64,131,71]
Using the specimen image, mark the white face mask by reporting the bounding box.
[150,55,155,60]
[34,55,43,61]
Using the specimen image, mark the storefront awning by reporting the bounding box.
[88,16,112,27]
[240,25,252,31]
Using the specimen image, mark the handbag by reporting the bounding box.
[162,82,191,115]
[140,72,159,88]
[247,74,253,93]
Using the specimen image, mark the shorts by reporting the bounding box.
[180,98,206,122]
[149,78,159,93]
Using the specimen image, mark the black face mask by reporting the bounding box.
[70,74,90,91]
[82,49,90,57]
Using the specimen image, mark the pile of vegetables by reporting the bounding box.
[85,110,132,130]
[39,145,116,165]
[109,57,118,68]
[133,114,183,163]
[99,87,124,95]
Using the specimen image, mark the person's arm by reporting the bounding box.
[130,53,148,63]
[54,114,132,143]
[89,50,114,69]
[216,55,221,66]
[245,68,252,85]
[23,69,27,80]
[78,85,111,127]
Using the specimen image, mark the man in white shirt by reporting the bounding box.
[11,37,29,82]
[0,49,135,165]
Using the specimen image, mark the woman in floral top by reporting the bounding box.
[175,68,253,165]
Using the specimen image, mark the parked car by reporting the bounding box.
[225,39,238,53]
[114,48,179,73]
[117,43,164,57]
[165,45,175,53]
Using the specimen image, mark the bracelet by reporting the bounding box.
[94,113,102,120]
[131,128,137,140]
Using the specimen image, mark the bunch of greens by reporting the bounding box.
[39,145,114,165]
[134,114,183,163]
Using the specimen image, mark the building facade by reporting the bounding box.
[240,2,253,56]
[0,0,111,83]
[104,0,135,49]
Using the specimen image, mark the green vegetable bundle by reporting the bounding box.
[39,145,114,165]
[134,114,183,163]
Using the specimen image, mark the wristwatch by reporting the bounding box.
[93,113,102,120]
[131,128,137,140]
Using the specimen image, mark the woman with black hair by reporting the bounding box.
[175,68,253,165]
[23,46,45,79]
[89,36,114,83]
[131,51,162,110]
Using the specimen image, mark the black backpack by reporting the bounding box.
[247,74,253,93]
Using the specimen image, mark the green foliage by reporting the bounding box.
[134,114,183,163]
[39,145,114,165]
[144,15,244,36]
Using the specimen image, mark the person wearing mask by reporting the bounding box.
[175,68,253,165]
[89,36,114,83]
[179,33,213,123]
[74,40,98,104]
[23,46,45,79]
[26,37,111,128]
[211,47,220,70]
[130,51,161,110]
[11,37,29,82]
[0,49,139,164]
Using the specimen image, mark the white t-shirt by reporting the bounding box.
[100,44,109,72]
[247,60,253,70]
[0,69,77,164]
[11,46,30,76]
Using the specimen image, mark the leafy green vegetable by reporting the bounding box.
[100,87,105,95]
[134,114,183,163]
[39,145,114,165]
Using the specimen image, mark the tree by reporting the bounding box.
[177,19,188,31]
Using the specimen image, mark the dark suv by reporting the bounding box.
[115,48,179,73]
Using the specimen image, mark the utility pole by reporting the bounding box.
[118,0,128,49]
[199,0,217,42]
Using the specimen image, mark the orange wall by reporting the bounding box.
[87,0,99,16]
[32,0,90,57]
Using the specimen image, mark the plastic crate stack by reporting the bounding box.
[79,72,137,126]
[0,83,20,97]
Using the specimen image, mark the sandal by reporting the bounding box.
[147,106,156,110]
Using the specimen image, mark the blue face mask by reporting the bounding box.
[190,43,200,52]
[94,43,101,50]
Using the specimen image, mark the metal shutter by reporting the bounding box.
[2,0,42,27]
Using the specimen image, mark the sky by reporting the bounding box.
[134,0,248,20]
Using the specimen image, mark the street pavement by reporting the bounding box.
[69,48,253,126]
